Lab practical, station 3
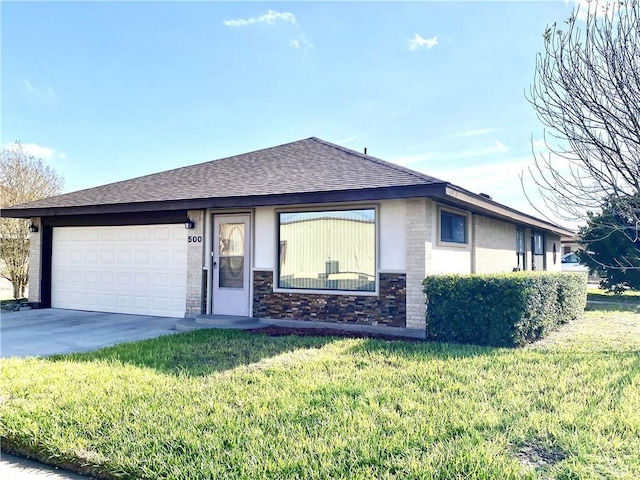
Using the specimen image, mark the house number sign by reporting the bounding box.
[188,235,203,243]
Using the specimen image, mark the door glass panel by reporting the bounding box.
[219,223,244,288]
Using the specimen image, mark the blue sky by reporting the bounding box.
[2,1,578,221]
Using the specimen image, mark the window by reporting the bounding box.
[516,228,526,270]
[277,208,376,292]
[440,210,467,244]
[532,231,545,271]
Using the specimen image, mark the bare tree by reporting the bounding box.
[526,0,640,266]
[0,142,63,299]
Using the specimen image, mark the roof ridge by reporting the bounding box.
[307,137,446,184]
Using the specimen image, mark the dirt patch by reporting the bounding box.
[247,325,422,342]
[514,441,567,470]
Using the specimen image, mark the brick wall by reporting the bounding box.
[405,198,430,330]
[27,217,42,304]
[253,271,406,327]
[472,215,518,273]
[185,210,205,316]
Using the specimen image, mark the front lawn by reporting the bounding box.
[1,309,639,479]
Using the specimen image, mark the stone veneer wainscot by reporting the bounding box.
[253,271,406,327]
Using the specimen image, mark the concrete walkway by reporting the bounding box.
[0,308,179,358]
[0,453,93,479]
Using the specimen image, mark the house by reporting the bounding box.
[1,137,574,337]
[561,234,581,256]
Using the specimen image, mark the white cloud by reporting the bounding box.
[408,33,438,51]
[337,134,362,145]
[224,10,297,28]
[572,0,620,19]
[224,10,312,50]
[22,79,55,100]
[393,141,509,166]
[4,142,62,162]
[289,34,313,50]
[494,140,508,153]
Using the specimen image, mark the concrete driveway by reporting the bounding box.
[0,309,179,358]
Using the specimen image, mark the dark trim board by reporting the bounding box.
[40,225,53,308]
[41,211,189,227]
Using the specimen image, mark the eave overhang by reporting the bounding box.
[436,185,575,237]
[1,184,448,218]
[1,182,575,237]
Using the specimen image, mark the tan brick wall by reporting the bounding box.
[185,210,206,316]
[472,215,518,273]
[27,217,42,303]
[405,197,431,330]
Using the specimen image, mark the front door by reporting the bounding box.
[212,214,251,316]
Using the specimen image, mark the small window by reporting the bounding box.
[440,210,467,244]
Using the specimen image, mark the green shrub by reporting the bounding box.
[422,272,587,347]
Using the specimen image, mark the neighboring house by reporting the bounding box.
[561,235,581,256]
[1,137,574,336]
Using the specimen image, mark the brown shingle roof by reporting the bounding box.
[5,137,443,212]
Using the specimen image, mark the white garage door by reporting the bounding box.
[52,225,187,318]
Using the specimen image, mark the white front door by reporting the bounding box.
[212,214,251,316]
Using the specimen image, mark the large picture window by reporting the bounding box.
[277,208,376,292]
[440,210,467,244]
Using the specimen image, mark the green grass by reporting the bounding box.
[1,309,640,479]
[587,287,640,302]
[586,288,640,313]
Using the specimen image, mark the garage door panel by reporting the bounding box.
[52,225,187,317]
[100,249,116,264]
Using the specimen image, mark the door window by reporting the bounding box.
[218,223,245,288]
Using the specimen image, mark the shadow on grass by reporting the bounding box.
[347,336,505,359]
[587,292,640,304]
[47,327,506,377]
[49,329,341,377]
[585,302,640,313]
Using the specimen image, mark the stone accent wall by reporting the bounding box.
[185,210,206,316]
[253,271,406,327]
[472,215,517,273]
[27,217,42,304]
[405,198,430,330]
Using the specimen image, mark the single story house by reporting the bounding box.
[2,137,574,336]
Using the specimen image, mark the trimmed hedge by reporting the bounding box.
[422,272,587,347]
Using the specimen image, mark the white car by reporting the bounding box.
[561,252,590,273]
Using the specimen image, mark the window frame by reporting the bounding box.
[274,204,379,296]
[531,230,545,271]
[516,227,527,270]
[437,206,469,246]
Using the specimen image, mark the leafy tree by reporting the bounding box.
[577,196,640,293]
[0,142,63,299]
[527,0,640,268]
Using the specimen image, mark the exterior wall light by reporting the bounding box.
[185,217,195,230]
[29,223,39,233]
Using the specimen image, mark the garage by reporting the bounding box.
[51,225,187,318]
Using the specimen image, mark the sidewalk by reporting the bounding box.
[0,453,93,479]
